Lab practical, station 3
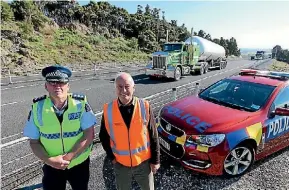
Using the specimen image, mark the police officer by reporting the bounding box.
[23,65,96,190]
[99,72,160,190]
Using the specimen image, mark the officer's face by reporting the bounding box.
[45,81,69,99]
[115,77,135,104]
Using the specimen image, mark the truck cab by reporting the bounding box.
[145,36,227,81]
[145,42,200,81]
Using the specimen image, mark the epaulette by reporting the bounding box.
[33,95,47,103]
[71,93,85,100]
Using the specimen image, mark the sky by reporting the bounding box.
[77,0,289,49]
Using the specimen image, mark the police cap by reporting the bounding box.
[42,64,72,83]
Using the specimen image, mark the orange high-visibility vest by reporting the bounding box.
[103,97,151,167]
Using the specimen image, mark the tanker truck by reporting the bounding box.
[145,35,227,81]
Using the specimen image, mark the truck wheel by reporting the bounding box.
[174,67,181,81]
[219,63,223,70]
[204,64,209,73]
[223,145,255,177]
[198,66,204,75]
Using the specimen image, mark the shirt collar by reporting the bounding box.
[51,99,68,112]
[118,96,136,107]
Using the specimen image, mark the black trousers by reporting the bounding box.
[42,157,90,190]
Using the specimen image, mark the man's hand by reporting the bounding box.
[150,163,160,174]
[46,155,70,170]
[112,159,117,164]
[63,153,75,162]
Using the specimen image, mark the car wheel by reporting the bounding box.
[223,145,254,177]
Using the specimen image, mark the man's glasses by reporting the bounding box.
[47,81,68,86]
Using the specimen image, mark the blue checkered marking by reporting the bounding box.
[40,128,82,139]
[63,128,82,138]
[40,132,60,139]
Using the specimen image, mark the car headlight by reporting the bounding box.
[187,134,225,147]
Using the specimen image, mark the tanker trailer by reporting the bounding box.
[145,35,227,81]
[184,36,227,73]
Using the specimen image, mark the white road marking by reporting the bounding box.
[1,101,19,106]
[2,132,23,140]
[1,100,26,107]
[2,83,41,90]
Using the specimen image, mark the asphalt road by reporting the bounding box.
[1,65,143,143]
[1,60,271,189]
[1,59,255,143]
[8,57,289,189]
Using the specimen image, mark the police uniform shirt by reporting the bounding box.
[24,99,97,139]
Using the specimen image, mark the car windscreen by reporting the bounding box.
[163,44,182,52]
[199,79,276,112]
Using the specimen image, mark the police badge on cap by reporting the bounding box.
[42,64,72,83]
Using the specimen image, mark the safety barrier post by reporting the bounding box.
[94,63,97,76]
[8,70,13,84]
[172,87,177,101]
[194,82,200,96]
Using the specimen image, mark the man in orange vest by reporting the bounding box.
[99,72,160,190]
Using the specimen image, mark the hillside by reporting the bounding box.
[1,1,242,76]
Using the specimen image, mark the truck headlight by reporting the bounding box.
[187,134,225,147]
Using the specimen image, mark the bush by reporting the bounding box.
[1,2,14,21]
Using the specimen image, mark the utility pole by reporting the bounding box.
[166,29,169,42]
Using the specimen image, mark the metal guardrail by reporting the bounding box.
[0,81,201,190]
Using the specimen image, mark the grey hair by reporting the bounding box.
[114,72,135,87]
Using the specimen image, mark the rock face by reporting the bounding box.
[1,30,36,76]
[1,30,23,53]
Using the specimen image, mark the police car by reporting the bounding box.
[156,69,289,176]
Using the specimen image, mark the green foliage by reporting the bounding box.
[10,0,49,30]
[53,29,83,47]
[18,22,34,38]
[1,0,243,73]
[1,1,15,21]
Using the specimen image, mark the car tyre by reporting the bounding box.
[223,145,255,177]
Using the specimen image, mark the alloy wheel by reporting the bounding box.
[224,146,254,176]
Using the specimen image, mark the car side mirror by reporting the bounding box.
[273,107,289,116]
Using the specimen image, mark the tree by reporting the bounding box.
[197,30,205,38]
[10,0,48,30]
[1,2,15,21]
[205,34,211,41]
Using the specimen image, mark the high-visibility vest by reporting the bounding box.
[103,97,151,167]
[32,93,92,169]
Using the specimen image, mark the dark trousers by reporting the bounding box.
[42,157,90,190]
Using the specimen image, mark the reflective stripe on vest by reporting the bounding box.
[112,142,151,155]
[106,98,150,156]
[32,94,92,169]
